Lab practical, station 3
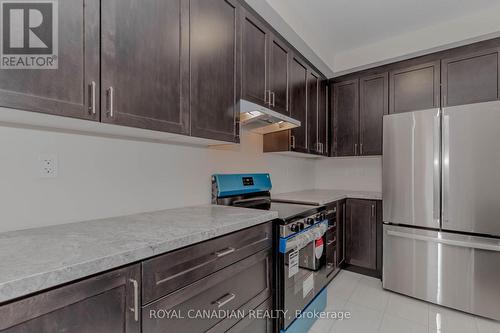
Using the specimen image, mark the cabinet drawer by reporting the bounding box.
[142,248,272,333]
[225,298,273,333]
[142,222,272,304]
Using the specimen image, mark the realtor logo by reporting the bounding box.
[0,0,58,69]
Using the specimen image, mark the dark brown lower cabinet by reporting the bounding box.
[225,298,273,333]
[142,248,272,333]
[345,199,382,278]
[0,264,141,333]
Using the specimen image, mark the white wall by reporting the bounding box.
[314,156,382,192]
[0,125,316,233]
[334,3,500,75]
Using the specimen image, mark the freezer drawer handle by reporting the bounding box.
[386,230,500,252]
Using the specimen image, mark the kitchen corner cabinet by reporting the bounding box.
[332,73,387,157]
[0,264,141,333]
[359,73,388,155]
[389,61,440,114]
[189,0,241,142]
[345,199,382,278]
[441,48,500,107]
[332,79,359,156]
[101,0,189,134]
[0,0,100,121]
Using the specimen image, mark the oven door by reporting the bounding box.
[280,223,328,329]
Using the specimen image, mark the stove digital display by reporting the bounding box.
[242,177,254,186]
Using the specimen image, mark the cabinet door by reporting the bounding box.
[333,79,359,156]
[346,199,377,270]
[0,0,99,120]
[442,49,500,107]
[0,265,141,333]
[101,0,189,134]
[190,0,240,142]
[389,61,440,114]
[289,56,308,152]
[336,200,346,267]
[268,35,290,115]
[307,71,319,154]
[359,73,388,156]
[241,9,269,107]
[318,79,328,156]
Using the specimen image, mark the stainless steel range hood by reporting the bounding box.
[239,99,300,134]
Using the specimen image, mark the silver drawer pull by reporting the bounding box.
[213,293,236,308]
[129,278,139,322]
[88,81,96,115]
[215,247,235,257]
[327,240,336,246]
[106,87,114,117]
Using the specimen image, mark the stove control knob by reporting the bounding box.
[297,222,305,231]
[290,224,299,232]
[306,218,315,226]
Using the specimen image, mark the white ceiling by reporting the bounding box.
[265,0,500,73]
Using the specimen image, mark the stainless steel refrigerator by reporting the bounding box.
[382,101,500,321]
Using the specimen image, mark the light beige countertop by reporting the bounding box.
[0,205,277,303]
[272,189,382,206]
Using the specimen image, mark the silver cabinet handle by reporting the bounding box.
[213,293,236,308]
[354,143,358,155]
[291,135,296,149]
[386,230,500,252]
[106,87,114,117]
[265,90,271,105]
[88,81,96,115]
[129,278,139,322]
[371,204,375,217]
[360,143,363,155]
[214,247,235,258]
[271,92,275,107]
[327,239,336,246]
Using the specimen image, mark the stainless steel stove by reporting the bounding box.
[212,173,330,333]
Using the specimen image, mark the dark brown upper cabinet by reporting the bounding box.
[289,56,309,153]
[0,0,100,121]
[346,199,377,271]
[268,35,291,115]
[442,49,500,107]
[318,79,328,156]
[307,71,319,154]
[189,0,241,143]
[240,9,290,116]
[332,79,359,156]
[101,0,189,134]
[241,9,269,107]
[359,73,388,156]
[389,61,440,114]
[0,264,141,333]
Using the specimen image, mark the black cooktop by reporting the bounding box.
[268,202,323,223]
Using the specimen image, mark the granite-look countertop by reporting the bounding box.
[0,205,277,304]
[272,189,382,206]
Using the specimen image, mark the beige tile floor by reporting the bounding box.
[307,270,500,333]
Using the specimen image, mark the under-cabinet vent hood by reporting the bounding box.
[239,99,300,134]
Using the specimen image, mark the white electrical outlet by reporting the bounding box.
[39,154,58,178]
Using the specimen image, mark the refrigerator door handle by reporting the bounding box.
[433,110,441,225]
[442,114,450,225]
[386,230,500,252]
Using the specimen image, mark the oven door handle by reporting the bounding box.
[280,222,328,253]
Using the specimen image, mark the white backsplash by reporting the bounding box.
[0,121,381,233]
[314,156,382,192]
